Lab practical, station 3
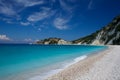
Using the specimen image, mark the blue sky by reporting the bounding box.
[0,0,120,43]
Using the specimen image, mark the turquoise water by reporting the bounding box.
[0,44,107,79]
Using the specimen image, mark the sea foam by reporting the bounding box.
[74,55,87,63]
[28,55,87,80]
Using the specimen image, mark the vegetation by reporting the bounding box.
[36,15,120,45]
[116,24,120,31]
[36,37,61,44]
[72,15,120,45]
[72,30,100,44]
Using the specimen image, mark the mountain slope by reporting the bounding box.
[36,15,120,45]
[73,15,120,45]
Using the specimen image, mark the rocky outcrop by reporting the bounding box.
[36,15,120,45]
[36,38,71,45]
[73,15,120,45]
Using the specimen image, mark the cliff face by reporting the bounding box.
[36,15,120,45]
[36,38,71,45]
[73,15,120,45]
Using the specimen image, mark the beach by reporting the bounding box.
[46,46,120,80]
[1,45,120,80]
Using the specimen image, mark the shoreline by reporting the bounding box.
[28,54,89,80]
[29,46,107,80]
[46,46,119,80]
[1,45,110,80]
[3,45,107,80]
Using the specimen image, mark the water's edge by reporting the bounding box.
[29,46,108,80]
[0,45,107,80]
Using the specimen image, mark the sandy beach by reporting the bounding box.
[46,46,120,80]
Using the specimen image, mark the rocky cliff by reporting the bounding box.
[36,38,71,45]
[73,15,120,45]
[36,15,120,45]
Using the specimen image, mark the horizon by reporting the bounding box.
[0,0,120,43]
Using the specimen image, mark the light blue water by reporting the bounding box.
[0,44,107,79]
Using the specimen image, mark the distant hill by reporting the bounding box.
[36,15,120,45]
[36,37,71,45]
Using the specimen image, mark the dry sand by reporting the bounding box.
[46,46,120,80]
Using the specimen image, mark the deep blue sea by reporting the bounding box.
[0,44,107,80]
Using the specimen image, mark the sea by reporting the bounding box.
[0,44,107,80]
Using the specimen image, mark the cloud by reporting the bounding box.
[27,7,55,22]
[27,12,48,22]
[59,0,72,12]
[2,18,14,24]
[0,35,10,41]
[24,38,33,42]
[88,0,93,10]
[0,0,73,31]
[0,6,16,16]
[15,0,44,7]
[20,22,30,26]
[0,0,47,25]
[59,0,80,10]
[0,0,45,17]
[53,17,70,30]
[0,1,16,16]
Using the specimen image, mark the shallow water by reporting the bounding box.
[0,44,107,80]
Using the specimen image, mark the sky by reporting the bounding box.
[0,0,120,43]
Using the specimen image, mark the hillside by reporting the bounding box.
[73,15,120,45]
[36,15,120,45]
[36,38,71,45]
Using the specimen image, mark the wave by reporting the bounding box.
[74,55,87,63]
[28,55,87,80]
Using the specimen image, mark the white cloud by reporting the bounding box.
[24,38,33,42]
[0,6,16,16]
[0,1,16,16]
[88,0,93,10]
[27,12,48,22]
[27,7,55,22]
[0,0,45,17]
[53,17,69,30]
[15,0,44,7]
[2,18,13,24]
[0,35,10,41]
[59,0,74,13]
[20,22,30,26]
